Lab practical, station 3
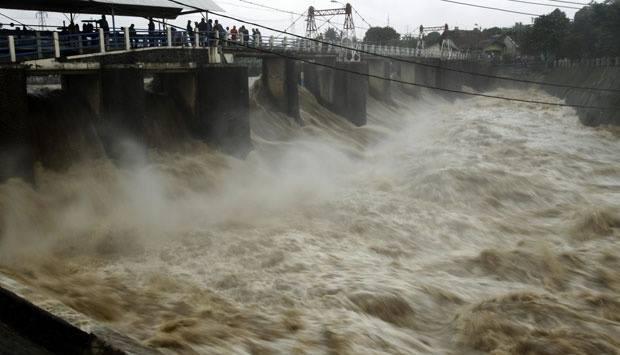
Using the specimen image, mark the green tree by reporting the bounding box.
[424,32,442,47]
[324,27,341,42]
[363,26,400,44]
[526,9,570,60]
[400,33,418,48]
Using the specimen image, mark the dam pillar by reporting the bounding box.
[334,61,369,126]
[197,66,252,157]
[262,58,300,123]
[153,72,197,121]
[302,56,337,102]
[28,73,105,171]
[0,68,33,183]
[415,59,438,89]
[367,59,392,102]
[100,68,146,157]
[61,73,102,116]
[399,62,417,94]
[303,59,368,127]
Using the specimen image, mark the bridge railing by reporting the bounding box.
[0,27,473,63]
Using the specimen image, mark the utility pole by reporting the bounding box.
[36,11,48,30]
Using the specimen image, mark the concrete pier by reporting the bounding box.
[154,72,197,119]
[99,68,147,162]
[0,68,32,183]
[197,66,252,157]
[262,58,300,122]
[27,74,106,171]
[101,68,146,140]
[334,62,369,126]
[61,73,102,116]
[303,60,369,127]
[368,59,392,102]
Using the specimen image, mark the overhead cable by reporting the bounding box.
[439,0,543,16]
[504,0,581,9]
[544,0,590,5]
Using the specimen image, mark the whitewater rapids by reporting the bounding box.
[1,83,619,355]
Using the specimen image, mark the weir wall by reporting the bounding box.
[492,64,620,127]
[538,66,620,126]
[394,59,495,98]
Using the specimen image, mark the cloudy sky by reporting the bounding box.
[0,0,596,37]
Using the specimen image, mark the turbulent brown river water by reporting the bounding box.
[1,84,619,354]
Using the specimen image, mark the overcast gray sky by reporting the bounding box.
[0,0,596,37]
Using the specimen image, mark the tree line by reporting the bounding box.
[323,0,619,60]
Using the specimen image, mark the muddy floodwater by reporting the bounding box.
[1,85,619,354]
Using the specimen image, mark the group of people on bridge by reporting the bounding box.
[184,18,261,47]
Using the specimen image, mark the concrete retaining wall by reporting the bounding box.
[540,66,620,126]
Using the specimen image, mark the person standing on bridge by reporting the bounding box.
[148,18,155,47]
[129,24,137,48]
[98,15,109,49]
[243,26,250,45]
[206,19,214,46]
[98,15,109,33]
[214,20,226,46]
[186,20,194,46]
[197,18,207,46]
[238,25,246,44]
[255,28,262,46]
[230,25,238,42]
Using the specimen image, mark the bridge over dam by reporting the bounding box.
[0,33,502,184]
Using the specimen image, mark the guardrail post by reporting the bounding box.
[53,32,61,58]
[35,31,43,59]
[124,27,131,50]
[214,29,219,48]
[8,35,16,63]
[167,27,172,47]
[195,32,200,47]
[282,37,287,50]
[78,32,84,54]
[269,36,274,48]
[99,28,106,53]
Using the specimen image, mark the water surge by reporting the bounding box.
[1,82,619,354]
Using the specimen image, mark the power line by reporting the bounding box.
[439,0,543,16]
[544,0,590,5]
[237,0,303,16]
[504,0,581,9]
[167,0,620,94]
[353,8,373,28]
[0,12,35,30]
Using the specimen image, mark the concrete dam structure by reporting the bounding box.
[0,47,500,185]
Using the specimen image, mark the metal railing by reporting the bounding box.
[0,27,474,64]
